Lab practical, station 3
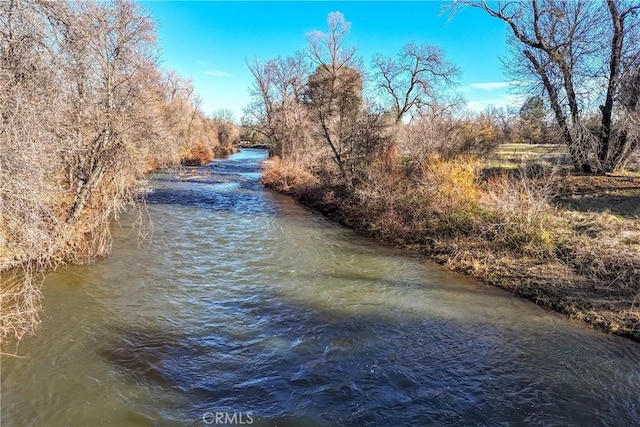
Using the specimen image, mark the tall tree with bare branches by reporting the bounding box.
[372,43,460,124]
[458,0,640,173]
[246,52,310,159]
[304,12,382,186]
[61,0,159,224]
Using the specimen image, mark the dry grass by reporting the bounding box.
[481,166,556,256]
[263,150,640,341]
[262,156,319,195]
[486,143,569,169]
[0,267,43,346]
[181,142,214,166]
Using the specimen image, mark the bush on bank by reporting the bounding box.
[262,153,640,341]
[0,0,238,345]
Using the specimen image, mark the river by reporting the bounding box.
[1,148,639,426]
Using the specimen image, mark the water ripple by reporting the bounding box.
[2,149,640,427]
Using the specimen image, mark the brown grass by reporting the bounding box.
[263,153,640,341]
[262,157,319,195]
[481,167,556,257]
[181,142,214,166]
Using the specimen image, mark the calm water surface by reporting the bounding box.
[2,149,639,426]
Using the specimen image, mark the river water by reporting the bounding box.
[2,149,639,426]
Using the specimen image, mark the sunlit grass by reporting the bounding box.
[486,144,568,170]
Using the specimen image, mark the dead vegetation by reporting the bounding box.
[263,154,640,340]
[0,0,238,344]
[250,10,640,341]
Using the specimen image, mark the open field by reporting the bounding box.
[487,143,640,172]
[482,147,640,339]
[487,144,569,169]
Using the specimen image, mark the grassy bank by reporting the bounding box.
[262,154,640,341]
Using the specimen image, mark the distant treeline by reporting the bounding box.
[245,3,639,178]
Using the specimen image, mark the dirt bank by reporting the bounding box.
[263,161,640,342]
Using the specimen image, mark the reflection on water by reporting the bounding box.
[2,149,640,426]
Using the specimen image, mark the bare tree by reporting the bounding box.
[306,11,359,76]
[459,0,640,173]
[212,108,236,122]
[0,0,229,343]
[157,70,214,158]
[303,12,388,187]
[0,0,76,342]
[0,0,71,256]
[246,51,310,159]
[246,57,276,145]
[305,64,366,184]
[61,0,158,224]
[372,43,460,124]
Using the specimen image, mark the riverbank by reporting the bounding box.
[262,157,640,342]
[0,148,237,345]
[5,147,640,426]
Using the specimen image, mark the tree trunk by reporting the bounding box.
[523,49,589,172]
[66,163,106,224]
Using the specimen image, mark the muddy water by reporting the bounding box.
[2,149,639,426]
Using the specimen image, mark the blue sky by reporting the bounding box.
[142,1,516,121]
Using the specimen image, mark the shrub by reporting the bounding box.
[262,156,319,194]
[181,142,214,166]
[409,155,484,236]
[398,113,499,165]
[482,166,556,256]
[422,155,481,209]
[362,155,484,238]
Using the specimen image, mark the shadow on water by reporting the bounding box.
[6,148,640,427]
[103,148,640,426]
[98,289,640,427]
[143,154,273,215]
[144,186,277,216]
[99,326,209,390]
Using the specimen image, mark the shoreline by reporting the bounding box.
[0,150,237,344]
[262,174,640,343]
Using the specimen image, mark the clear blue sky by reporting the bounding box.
[142,1,516,121]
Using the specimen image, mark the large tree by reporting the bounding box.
[304,12,387,186]
[246,52,310,159]
[372,42,460,124]
[304,64,365,183]
[461,0,640,173]
[62,0,159,224]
